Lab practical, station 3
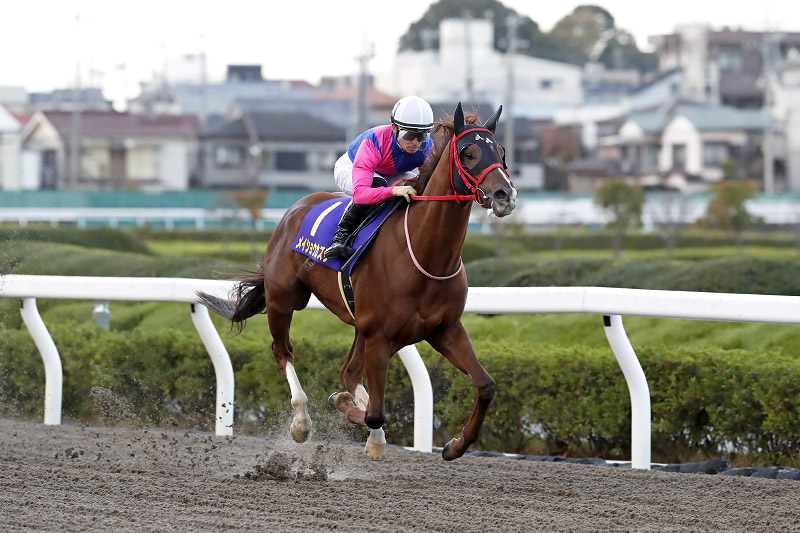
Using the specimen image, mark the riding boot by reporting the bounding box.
[324,201,370,260]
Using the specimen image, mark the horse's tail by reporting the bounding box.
[196,271,266,333]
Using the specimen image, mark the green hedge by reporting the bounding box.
[0,226,151,254]
[0,241,250,279]
[492,230,799,252]
[2,325,798,467]
[466,256,800,295]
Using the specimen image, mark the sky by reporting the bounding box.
[1,0,797,108]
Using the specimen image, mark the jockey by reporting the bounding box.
[324,95,435,260]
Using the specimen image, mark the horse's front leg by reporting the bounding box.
[355,384,387,459]
[428,322,496,461]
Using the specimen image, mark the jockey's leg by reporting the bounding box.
[323,200,369,259]
[324,175,387,260]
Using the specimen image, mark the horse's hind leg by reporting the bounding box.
[328,333,386,459]
[265,279,312,443]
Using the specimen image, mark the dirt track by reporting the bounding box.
[1,418,798,532]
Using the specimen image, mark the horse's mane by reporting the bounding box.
[414,111,481,194]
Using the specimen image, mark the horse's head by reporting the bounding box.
[452,103,518,217]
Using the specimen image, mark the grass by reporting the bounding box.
[146,240,267,262]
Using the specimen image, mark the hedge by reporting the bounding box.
[466,256,800,296]
[0,226,151,254]
[1,324,798,467]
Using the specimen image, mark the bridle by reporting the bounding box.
[410,126,507,209]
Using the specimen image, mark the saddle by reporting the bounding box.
[293,196,406,318]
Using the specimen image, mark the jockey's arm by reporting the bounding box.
[352,143,395,205]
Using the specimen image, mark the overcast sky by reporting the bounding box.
[2,0,797,106]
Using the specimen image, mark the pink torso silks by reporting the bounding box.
[346,125,433,205]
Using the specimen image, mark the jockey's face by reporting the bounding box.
[392,125,424,153]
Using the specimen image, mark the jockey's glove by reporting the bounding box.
[392,186,416,202]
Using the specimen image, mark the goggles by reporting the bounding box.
[396,128,430,142]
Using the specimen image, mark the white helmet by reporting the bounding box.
[391,96,434,132]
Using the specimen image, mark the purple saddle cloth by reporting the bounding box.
[292,197,398,274]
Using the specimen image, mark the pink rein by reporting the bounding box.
[404,203,463,280]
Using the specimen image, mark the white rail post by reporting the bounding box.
[397,345,434,452]
[190,303,235,436]
[19,298,62,425]
[602,315,651,470]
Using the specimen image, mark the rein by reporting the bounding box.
[403,203,463,280]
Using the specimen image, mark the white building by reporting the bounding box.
[20,110,201,191]
[375,18,583,120]
[658,106,767,182]
[0,105,22,190]
[772,50,800,191]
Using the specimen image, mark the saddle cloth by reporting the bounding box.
[292,197,398,275]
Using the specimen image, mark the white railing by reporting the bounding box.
[0,275,433,452]
[4,275,800,469]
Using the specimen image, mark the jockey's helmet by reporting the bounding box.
[391,96,434,133]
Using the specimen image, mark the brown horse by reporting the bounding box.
[198,103,517,460]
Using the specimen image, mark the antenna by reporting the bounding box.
[504,13,518,172]
[69,13,82,189]
[354,36,374,137]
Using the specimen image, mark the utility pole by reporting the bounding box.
[69,14,82,189]
[463,12,474,101]
[504,14,518,172]
[354,38,374,138]
[199,36,208,127]
[762,30,775,194]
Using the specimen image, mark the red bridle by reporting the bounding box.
[410,127,505,208]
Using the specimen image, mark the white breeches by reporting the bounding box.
[333,152,416,196]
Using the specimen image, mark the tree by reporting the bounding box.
[399,0,541,54]
[650,191,692,260]
[397,1,657,73]
[594,178,645,260]
[699,180,761,255]
[231,189,270,261]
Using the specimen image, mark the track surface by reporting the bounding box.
[1,418,798,532]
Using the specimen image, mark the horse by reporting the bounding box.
[198,103,518,460]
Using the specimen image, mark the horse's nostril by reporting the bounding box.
[494,190,508,202]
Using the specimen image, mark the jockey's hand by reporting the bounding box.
[392,185,416,203]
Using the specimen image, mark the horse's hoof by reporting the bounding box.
[332,392,354,412]
[442,438,458,461]
[290,422,311,443]
[328,392,339,408]
[365,440,387,460]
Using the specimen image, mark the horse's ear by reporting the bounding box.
[454,102,465,135]
[484,105,503,134]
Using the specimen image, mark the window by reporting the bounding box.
[703,142,728,166]
[276,151,307,171]
[214,145,245,168]
[672,144,686,170]
[645,144,660,168]
[717,50,743,73]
